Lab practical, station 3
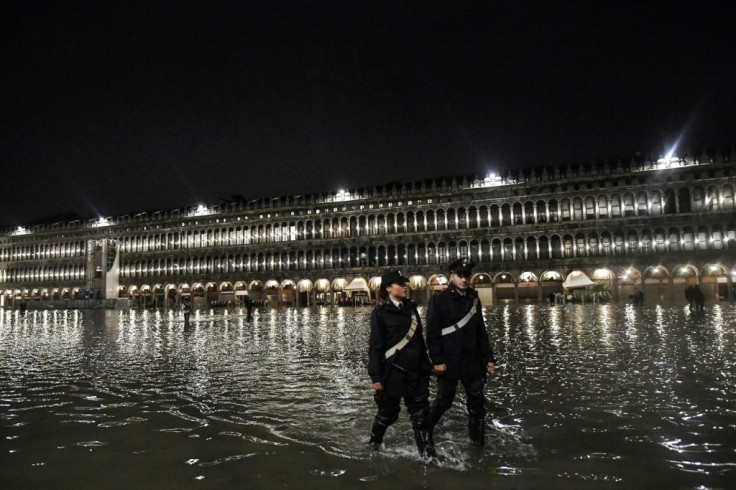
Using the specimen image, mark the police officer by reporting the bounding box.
[368,270,436,458]
[426,258,495,445]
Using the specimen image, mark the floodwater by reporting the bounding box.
[1,304,735,490]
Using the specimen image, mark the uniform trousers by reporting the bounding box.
[428,375,486,426]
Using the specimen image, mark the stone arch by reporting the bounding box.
[428,274,448,294]
[408,275,427,290]
[617,267,642,301]
[643,265,670,279]
[248,280,265,302]
[264,279,280,307]
[471,272,492,286]
[280,279,296,306]
[128,285,139,298]
[493,272,516,283]
[672,265,698,286]
[165,283,178,306]
[295,278,314,306]
[151,283,165,307]
[517,271,539,303]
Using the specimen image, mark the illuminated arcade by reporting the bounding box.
[1,151,735,309]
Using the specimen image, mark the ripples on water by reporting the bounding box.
[1,305,735,489]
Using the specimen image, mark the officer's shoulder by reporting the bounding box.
[374,299,388,311]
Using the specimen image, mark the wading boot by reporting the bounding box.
[413,429,437,459]
[369,420,388,451]
[468,416,485,446]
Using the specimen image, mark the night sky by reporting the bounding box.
[2,2,735,227]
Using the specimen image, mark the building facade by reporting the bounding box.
[2,152,735,309]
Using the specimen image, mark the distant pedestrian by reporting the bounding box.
[685,285,694,311]
[182,299,191,324]
[692,285,705,312]
[244,296,254,321]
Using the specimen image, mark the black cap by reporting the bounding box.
[449,257,475,276]
[381,270,409,288]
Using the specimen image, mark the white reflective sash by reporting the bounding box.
[384,313,418,359]
[441,298,479,336]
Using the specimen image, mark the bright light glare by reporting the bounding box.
[92,217,111,227]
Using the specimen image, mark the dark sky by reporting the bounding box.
[2,1,735,227]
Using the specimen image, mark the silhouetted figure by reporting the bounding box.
[548,292,556,305]
[244,296,254,321]
[692,285,705,312]
[684,285,694,311]
[685,285,705,312]
[182,300,191,324]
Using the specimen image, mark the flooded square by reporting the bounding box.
[1,304,735,489]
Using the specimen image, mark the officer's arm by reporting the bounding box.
[475,297,496,368]
[413,308,431,366]
[426,295,445,366]
[368,310,385,384]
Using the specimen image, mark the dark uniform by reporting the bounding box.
[368,270,435,458]
[426,258,495,445]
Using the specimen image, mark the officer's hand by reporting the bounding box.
[434,364,447,374]
[372,382,383,390]
[487,362,495,374]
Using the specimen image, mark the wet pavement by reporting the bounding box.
[1,304,735,489]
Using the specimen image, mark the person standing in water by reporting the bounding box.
[426,258,495,446]
[367,270,436,459]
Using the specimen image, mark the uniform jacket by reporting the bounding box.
[426,283,495,379]
[368,299,430,385]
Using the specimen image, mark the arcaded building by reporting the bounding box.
[2,151,735,309]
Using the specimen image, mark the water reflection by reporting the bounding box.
[1,305,735,489]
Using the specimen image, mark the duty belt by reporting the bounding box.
[384,313,419,359]
[441,298,479,336]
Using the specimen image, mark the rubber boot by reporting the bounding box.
[413,429,437,459]
[369,420,388,450]
[468,416,485,446]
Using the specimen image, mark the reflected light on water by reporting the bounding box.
[1,305,735,488]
